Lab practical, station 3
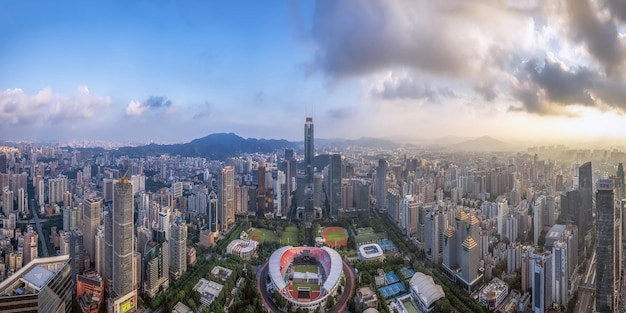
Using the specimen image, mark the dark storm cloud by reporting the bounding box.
[566,0,626,75]
[327,107,356,119]
[308,0,472,80]
[603,0,626,23]
[511,58,626,115]
[474,83,498,101]
[144,96,172,108]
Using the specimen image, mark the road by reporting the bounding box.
[30,204,50,257]
[575,251,596,313]
[257,259,355,312]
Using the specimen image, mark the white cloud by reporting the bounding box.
[0,86,110,125]
[125,101,147,116]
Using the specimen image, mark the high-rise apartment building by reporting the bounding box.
[218,166,234,231]
[83,197,102,263]
[170,219,188,279]
[112,179,136,297]
[596,179,618,313]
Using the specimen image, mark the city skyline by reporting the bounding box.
[3,1,626,143]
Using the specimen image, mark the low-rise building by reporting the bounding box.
[211,266,233,282]
[356,286,378,309]
[409,272,445,312]
[226,239,258,259]
[479,278,509,311]
[194,278,224,307]
[76,271,104,313]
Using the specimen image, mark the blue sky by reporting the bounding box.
[2,1,626,143]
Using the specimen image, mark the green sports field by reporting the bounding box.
[295,264,319,274]
[249,228,275,243]
[280,226,298,245]
[291,282,320,291]
[403,300,419,313]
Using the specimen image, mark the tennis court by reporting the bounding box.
[385,271,400,285]
[400,267,416,280]
[379,239,397,251]
[379,282,406,299]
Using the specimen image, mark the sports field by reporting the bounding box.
[324,227,348,247]
[280,226,298,245]
[355,231,388,244]
[249,228,275,243]
[402,299,419,313]
[295,264,319,274]
[291,282,320,291]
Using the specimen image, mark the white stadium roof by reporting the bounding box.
[409,272,445,309]
[358,243,384,259]
[268,246,343,294]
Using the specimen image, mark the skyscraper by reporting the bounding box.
[559,189,585,258]
[531,251,553,313]
[218,166,234,231]
[208,191,218,233]
[376,159,388,213]
[112,178,135,297]
[304,117,314,185]
[83,197,102,264]
[329,154,342,218]
[257,162,266,216]
[170,219,188,278]
[304,117,315,222]
[595,179,617,313]
[617,163,625,200]
[578,162,593,239]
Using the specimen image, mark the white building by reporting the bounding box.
[408,272,445,312]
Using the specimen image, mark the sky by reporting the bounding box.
[2,0,626,143]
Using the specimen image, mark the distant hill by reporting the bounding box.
[451,136,512,151]
[112,133,297,159]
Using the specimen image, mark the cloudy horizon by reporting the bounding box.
[2,0,626,144]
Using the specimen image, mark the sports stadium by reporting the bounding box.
[267,246,344,311]
[358,243,384,261]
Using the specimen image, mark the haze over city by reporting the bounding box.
[2,1,626,144]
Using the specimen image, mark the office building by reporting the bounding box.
[618,163,625,201]
[578,162,593,240]
[560,190,584,257]
[596,179,618,313]
[531,251,553,313]
[83,197,102,263]
[0,255,72,313]
[328,154,342,218]
[208,191,218,233]
[304,117,315,222]
[442,210,482,292]
[376,159,388,213]
[112,178,136,297]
